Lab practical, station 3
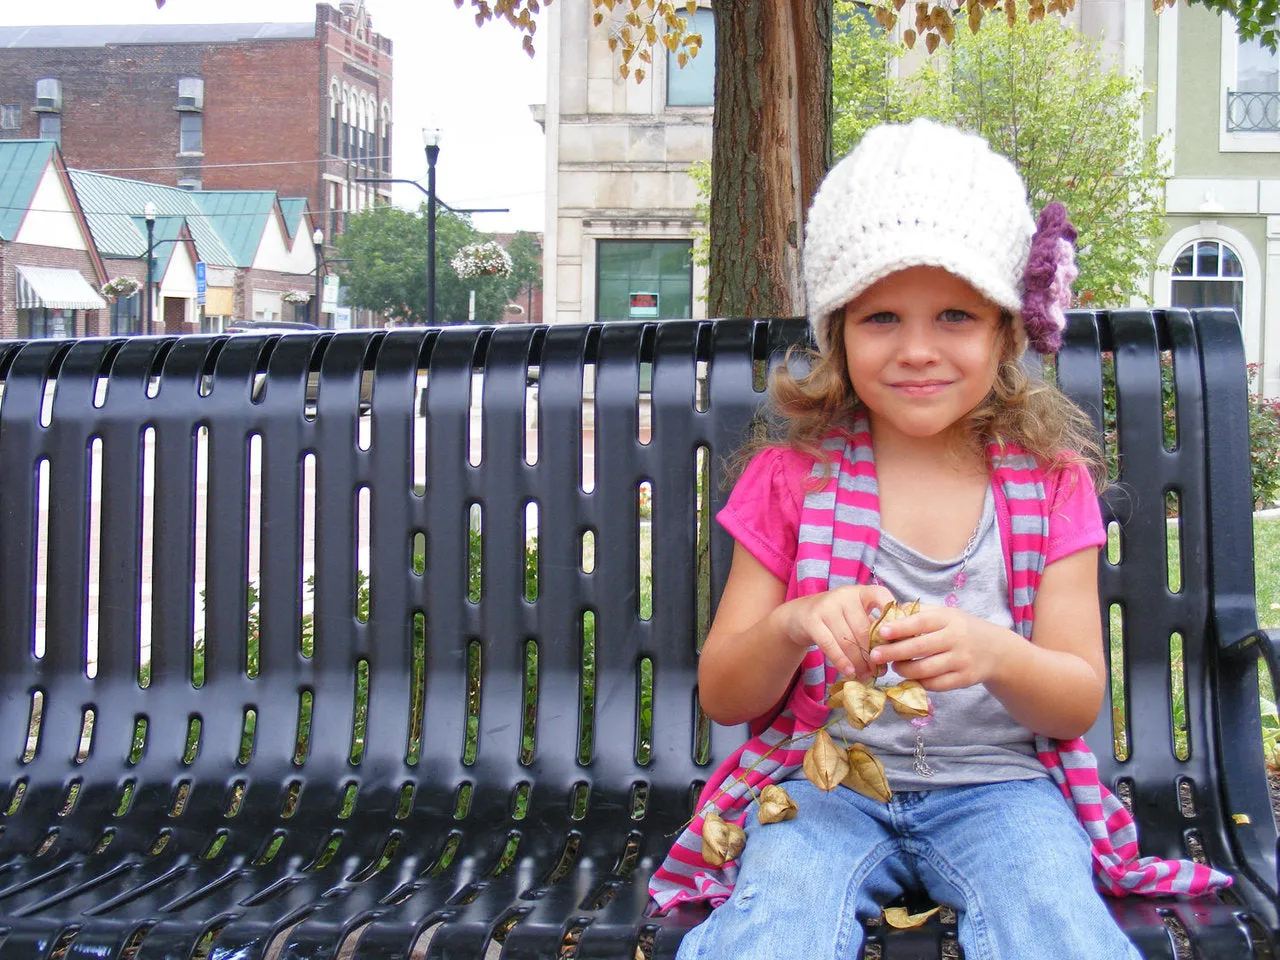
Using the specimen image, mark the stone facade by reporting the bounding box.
[539,3,711,325]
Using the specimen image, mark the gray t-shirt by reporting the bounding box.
[826,485,1048,790]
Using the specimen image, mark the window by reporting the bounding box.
[596,240,693,321]
[180,114,202,154]
[35,78,62,111]
[1171,240,1244,320]
[177,77,204,110]
[667,8,715,107]
[110,293,141,335]
[38,114,60,145]
[1,104,19,130]
[20,308,75,338]
[1228,26,1280,132]
[177,178,202,190]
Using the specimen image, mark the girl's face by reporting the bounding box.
[840,266,1005,446]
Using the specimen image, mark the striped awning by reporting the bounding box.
[15,265,107,311]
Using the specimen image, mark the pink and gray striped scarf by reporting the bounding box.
[648,416,1232,913]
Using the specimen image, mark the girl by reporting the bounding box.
[648,120,1231,959]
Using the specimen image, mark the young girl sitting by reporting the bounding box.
[648,119,1231,959]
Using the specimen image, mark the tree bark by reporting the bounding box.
[708,0,832,319]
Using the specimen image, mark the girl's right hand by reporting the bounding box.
[774,584,897,680]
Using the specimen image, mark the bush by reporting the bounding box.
[1248,364,1280,508]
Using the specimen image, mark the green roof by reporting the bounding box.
[0,140,56,242]
[190,190,281,267]
[68,170,236,268]
[278,198,308,240]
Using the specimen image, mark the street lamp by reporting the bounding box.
[312,227,325,326]
[422,126,441,327]
[143,202,157,335]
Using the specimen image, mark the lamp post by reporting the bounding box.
[143,202,157,335]
[423,126,440,327]
[312,227,325,326]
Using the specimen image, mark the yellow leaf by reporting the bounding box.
[757,784,799,824]
[687,0,697,11]
[1005,0,1017,26]
[885,680,931,719]
[634,67,646,82]
[619,62,630,78]
[883,905,941,929]
[893,0,906,9]
[925,32,940,53]
[903,27,917,47]
[700,810,745,866]
[874,6,896,28]
[639,47,652,63]
[594,11,604,25]
[938,18,955,43]
[677,51,688,68]
[803,729,850,791]
[646,22,657,44]
[843,744,892,802]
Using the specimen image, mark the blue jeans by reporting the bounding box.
[674,778,1142,960]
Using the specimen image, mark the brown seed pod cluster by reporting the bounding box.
[804,598,933,805]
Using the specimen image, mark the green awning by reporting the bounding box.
[15,265,107,310]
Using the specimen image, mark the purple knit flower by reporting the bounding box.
[1021,202,1079,354]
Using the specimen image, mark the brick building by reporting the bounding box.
[0,140,108,339]
[0,1,393,272]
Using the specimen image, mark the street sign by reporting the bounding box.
[629,291,659,318]
[195,261,206,306]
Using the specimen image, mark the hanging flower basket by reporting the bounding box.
[282,289,312,303]
[451,241,513,280]
[100,276,141,301]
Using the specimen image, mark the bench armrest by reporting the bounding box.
[1225,627,1280,905]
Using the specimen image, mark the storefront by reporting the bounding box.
[14,265,107,338]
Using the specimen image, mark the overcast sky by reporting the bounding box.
[11,0,548,234]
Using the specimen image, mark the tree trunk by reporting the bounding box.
[708,0,832,319]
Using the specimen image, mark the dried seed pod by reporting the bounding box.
[825,677,853,708]
[883,905,941,929]
[757,784,798,824]
[837,680,887,730]
[803,729,850,791]
[885,680,931,719]
[700,810,745,866]
[842,744,892,803]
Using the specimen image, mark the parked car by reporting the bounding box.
[225,320,320,334]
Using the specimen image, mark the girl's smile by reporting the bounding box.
[841,266,1004,446]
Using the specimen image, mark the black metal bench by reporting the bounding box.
[0,310,1275,960]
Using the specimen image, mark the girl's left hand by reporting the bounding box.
[868,604,1015,691]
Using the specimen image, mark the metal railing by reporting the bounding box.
[1227,90,1280,132]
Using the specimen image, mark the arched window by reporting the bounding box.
[1171,239,1244,320]
[329,78,341,155]
[380,100,392,173]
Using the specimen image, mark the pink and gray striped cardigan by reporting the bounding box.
[648,416,1232,913]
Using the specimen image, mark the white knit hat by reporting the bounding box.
[803,119,1037,354]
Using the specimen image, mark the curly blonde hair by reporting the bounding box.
[741,311,1104,488]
